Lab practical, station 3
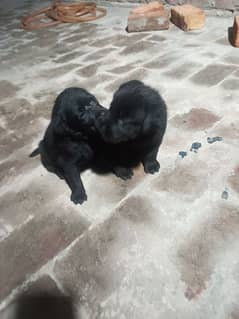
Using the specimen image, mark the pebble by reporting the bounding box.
[190,142,202,153]
[207,136,223,144]
[221,188,229,200]
[179,151,187,158]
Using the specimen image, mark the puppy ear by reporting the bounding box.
[29,147,40,157]
[53,115,71,136]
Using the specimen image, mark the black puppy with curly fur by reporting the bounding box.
[95,80,167,180]
[30,87,106,205]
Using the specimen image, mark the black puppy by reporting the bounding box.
[30,87,105,205]
[95,80,167,180]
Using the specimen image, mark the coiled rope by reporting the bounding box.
[21,1,107,30]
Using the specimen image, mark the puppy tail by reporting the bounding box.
[29,147,40,157]
[29,140,43,157]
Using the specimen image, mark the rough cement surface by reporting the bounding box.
[0,1,239,318]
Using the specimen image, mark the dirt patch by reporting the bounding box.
[177,202,239,299]
[170,108,221,131]
[228,165,239,193]
[0,175,67,229]
[212,121,239,141]
[77,63,100,78]
[230,308,239,319]
[0,98,46,160]
[0,80,20,100]
[117,195,154,224]
[0,158,38,185]
[152,159,208,201]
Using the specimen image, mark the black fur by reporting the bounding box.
[30,81,167,204]
[95,80,167,179]
[30,87,106,205]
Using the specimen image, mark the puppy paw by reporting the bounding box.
[143,160,160,174]
[71,190,87,205]
[113,166,134,180]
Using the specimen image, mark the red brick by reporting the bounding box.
[127,1,169,33]
[130,1,164,15]
[231,16,239,48]
[171,4,205,31]
[127,9,170,33]
[0,212,88,300]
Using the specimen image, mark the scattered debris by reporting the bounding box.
[171,4,205,31]
[127,1,170,33]
[207,136,223,144]
[230,16,239,47]
[179,151,187,158]
[190,142,202,153]
[221,188,229,200]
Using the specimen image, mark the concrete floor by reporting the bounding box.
[1,1,239,318]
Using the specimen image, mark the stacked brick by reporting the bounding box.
[171,4,205,31]
[231,16,239,47]
[127,2,206,33]
[127,1,170,33]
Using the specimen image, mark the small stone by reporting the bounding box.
[127,2,170,33]
[190,142,202,153]
[179,151,187,158]
[230,16,239,47]
[221,188,229,200]
[207,136,223,144]
[171,4,205,31]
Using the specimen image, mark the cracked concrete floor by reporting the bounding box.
[1,1,239,318]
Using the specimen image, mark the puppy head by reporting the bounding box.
[68,100,104,134]
[96,112,142,143]
[96,89,144,143]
